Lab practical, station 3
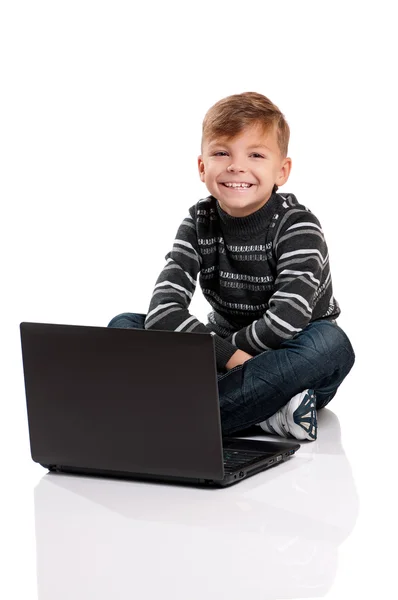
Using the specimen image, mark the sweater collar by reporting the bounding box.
[213,192,280,238]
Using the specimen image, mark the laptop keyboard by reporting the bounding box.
[223,449,269,472]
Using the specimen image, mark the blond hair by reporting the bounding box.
[201,92,290,193]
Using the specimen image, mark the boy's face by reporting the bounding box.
[198,123,292,217]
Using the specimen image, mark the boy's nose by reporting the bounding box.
[227,164,247,172]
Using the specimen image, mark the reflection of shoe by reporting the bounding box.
[258,389,318,441]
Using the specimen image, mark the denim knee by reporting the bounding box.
[307,320,355,376]
[107,312,147,329]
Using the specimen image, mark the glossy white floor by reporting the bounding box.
[2,315,397,600]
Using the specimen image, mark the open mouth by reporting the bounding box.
[221,183,253,190]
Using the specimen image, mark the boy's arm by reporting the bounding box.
[225,349,253,370]
[144,207,238,371]
[224,209,336,354]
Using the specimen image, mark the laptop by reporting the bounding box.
[20,322,300,487]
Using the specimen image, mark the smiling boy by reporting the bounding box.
[108,92,355,441]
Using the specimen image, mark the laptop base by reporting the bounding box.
[40,438,299,488]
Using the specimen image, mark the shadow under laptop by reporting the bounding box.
[33,409,359,600]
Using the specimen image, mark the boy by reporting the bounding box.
[108,92,355,441]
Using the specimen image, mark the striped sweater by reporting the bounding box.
[144,192,341,371]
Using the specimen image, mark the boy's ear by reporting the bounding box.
[276,157,292,186]
[197,156,206,182]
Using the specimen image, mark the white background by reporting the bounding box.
[1,1,397,598]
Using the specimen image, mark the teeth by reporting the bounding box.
[224,183,251,188]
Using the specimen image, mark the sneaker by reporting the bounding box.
[258,389,318,441]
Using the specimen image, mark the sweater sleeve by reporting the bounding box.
[144,207,238,370]
[224,209,332,354]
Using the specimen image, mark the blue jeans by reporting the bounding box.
[107,313,355,436]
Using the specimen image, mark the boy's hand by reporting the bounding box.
[225,349,254,370]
